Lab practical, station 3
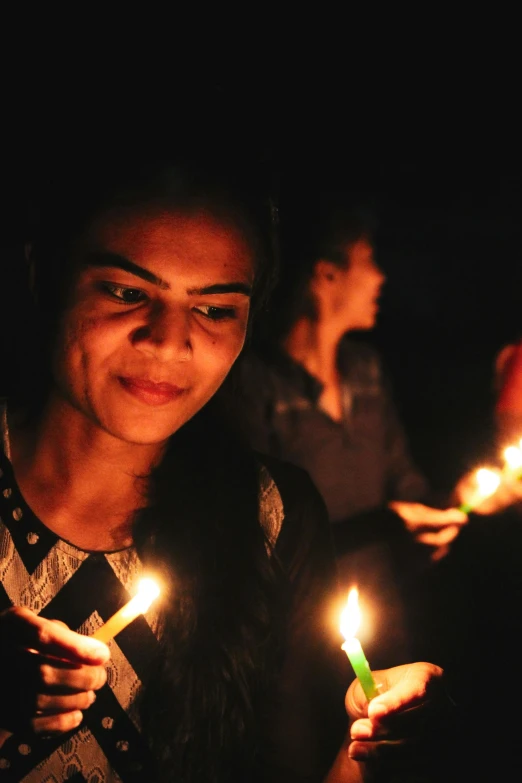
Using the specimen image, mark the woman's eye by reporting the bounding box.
[102,284,146,304]
[196,305,236,321]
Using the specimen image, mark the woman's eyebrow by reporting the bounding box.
[85,252,170,289]
[85,252,252,297]
[186,283,252,296]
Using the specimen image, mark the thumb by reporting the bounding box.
[4,607,110,664]
[345,677,369,720]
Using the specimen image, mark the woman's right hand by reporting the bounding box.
[0,606,110,742]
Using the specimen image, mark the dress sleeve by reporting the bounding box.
[257,456,351,782]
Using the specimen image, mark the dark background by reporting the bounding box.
[272,133,522,494]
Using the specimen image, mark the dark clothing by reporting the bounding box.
[236,339,431,669]
[0,408,349,782]
[237,338,429,524]
[409,507,522,782]
[257,454,349,782]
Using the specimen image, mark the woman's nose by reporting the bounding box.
[131,307,192,362]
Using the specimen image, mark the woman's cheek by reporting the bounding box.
[203,333,245,376]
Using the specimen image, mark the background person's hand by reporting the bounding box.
[388,500,468,561]
[0,606,109,744]
[452,468,522,516]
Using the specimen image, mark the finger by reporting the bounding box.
[351,717,388,740]
[367,663,443,721]
[2,607,109,664]
[351,694,432,743]
[31,710,84,736]
[424,508,468,524]
[430,543,451,562]
[345,677,371,719]
[409,514,467,531]
[36,690,96,713]
[391,502,467,525]
[348,736,418,762]
[415,525,461,547]
[50,619,71,630]
[39,660,107,693]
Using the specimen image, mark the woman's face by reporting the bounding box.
[51,207,254,445]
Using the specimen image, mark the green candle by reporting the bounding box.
[340,587,379,702]
[458,467,500,514]
[458,501,474,514]
[342,636,379,701]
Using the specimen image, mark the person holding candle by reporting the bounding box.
[446,338,522,516]
[494,337,522,448]
[236,198,468,665]
[447,340,522,517]
[0,146,455,782]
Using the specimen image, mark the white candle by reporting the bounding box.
[93,578,160,643]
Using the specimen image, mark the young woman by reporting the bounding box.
[0,157,448,782]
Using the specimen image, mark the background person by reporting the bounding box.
[237,199,467,666]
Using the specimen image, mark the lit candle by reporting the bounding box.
[340,587,379,701]
[502,445,522,480]
[93,578,160,643]
[458,467,501,513]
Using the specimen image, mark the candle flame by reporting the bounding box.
[475,468,501,497]
[503,446,522,471]
[123,578,160,617]
[340,587,361,640]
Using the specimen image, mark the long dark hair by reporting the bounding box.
[135,401,283,782]
[16,155,285,781]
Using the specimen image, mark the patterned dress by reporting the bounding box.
[0,405,346,782]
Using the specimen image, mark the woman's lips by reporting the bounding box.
[118,377,186,406]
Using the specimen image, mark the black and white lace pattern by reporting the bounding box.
[0,405,287,781]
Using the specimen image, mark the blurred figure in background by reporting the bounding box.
[237,200,467,666]
[450,337,522,514]
[493,337,522,448]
